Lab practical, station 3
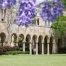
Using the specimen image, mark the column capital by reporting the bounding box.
[52,39,56,44]
[42,43,44,44]
[22,41,25,44]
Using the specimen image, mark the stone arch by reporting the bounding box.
[11,33,17,44]
[26,34,31,42]
[25,34,31,52]
[49,36,54,54]
[18,34,24,48]
[19,34,24,41]
[0,32,6,46]
[32,35,37,54]
[38,35,43,54]
[44,35,49,54]
[32,35,37,42]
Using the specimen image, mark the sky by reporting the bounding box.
[36,0,45,4]
[36,0,52,4]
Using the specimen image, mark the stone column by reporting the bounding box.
[36,42,38,55]
[15,42,18,47]
[52,39,57,54]
[0,37,1,46]
[47,38,50,55]
[11,35,14,47]
[6,33,11,46]
[23,41,25,52]
[42,43,44,54]
[29,42,32,55]
[16,35,19,47]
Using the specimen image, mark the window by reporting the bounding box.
[32,18,39,25]
[37,18,39,25]
[32,19,36,25]
[1,9,6,21]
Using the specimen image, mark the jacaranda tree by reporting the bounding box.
[16,0,36,26]
[40,0,64,22]
[0,0,64,26]
[0,0,16,9]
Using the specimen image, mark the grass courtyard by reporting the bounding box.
[0,54,66,66]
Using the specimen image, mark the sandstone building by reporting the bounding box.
[0,0,65,55]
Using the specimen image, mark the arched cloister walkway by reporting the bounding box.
[38,35,43,54]
[25,34,31,53]
[49,36,53,54]
[57,38,62,53]
[10,33,57,55]
[11,33,17,47]
[18,34,24,48]
[0,32,6,46]
[32,35,37,54]
[44,35,48,54]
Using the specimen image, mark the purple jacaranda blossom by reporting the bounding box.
[16,0,36,26]
[40,0,64,21]
[0,0,16,9]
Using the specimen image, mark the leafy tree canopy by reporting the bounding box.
[61,0,66,8]
[51,16,66,37]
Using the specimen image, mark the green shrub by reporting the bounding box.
[0,46,3,55]
[0,46,29,55]
[0,46,19,55]
[5,51,26,55]
[3,46,12,51]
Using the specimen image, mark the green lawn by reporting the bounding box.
[0,54,66,66]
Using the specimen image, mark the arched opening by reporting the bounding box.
[49,36,53,54]
[11,33,17,46]
[38,35,43,54]
[44,35,48,54]
[57,38,62,53]
[25,34,31,53]
[0,32,6,46]
[18,34,24,48]
[32,35,37,54]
